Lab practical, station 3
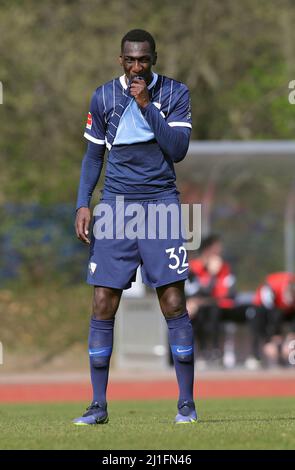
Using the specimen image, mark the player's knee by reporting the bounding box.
[93,291,116,320]
[162,297,184,318]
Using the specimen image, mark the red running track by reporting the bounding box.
[0,378,295,403]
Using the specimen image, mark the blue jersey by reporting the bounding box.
[81,73,192,201]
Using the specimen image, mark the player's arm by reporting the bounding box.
[146,109,190,162]
[141,104,191,162]
[75,90,106,244]
[75,142,105,244]
[131,79,191,162]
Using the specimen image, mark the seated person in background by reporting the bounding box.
[246,272,295,368]
[185,234,236,364]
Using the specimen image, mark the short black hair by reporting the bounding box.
[199,234,221,253]
[121,29,156,53]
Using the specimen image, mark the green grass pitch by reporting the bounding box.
[1,397,295,450]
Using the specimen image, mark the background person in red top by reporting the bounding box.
[247,272,295,367]
[185,234,236,366]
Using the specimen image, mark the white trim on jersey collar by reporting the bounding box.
[119,72,158,90]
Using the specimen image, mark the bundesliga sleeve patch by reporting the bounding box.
[86,112,92,130]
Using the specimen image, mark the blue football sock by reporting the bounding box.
[88,317,114,404]
[166,311,195,404]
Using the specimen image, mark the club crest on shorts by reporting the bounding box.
[89,262,97,275]
[86,112,92,130]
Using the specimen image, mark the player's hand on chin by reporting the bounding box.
[130,77,150,108]
[75,207,91,244]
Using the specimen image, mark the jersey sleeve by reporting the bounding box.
[83,88,106,145]
[166,84,192,130]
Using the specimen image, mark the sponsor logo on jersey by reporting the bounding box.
[86,112,92,129]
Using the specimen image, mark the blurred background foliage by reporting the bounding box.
[0,0,295,358]
[1,0,295,204]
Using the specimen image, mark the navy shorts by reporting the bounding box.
[86,197,189,289]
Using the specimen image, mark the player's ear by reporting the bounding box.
[152,52,157,66]
[119,55,123,66]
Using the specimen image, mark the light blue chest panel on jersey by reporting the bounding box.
[113,99,155,145]
[105,73,158,150]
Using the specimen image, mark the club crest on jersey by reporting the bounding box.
[86,112,92,130]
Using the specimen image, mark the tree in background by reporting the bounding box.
[0,0,295,204]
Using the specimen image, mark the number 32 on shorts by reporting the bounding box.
[165,247,189,275]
